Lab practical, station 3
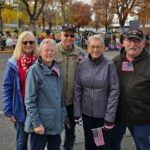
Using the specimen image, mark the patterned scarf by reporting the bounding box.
[18,54,36,71]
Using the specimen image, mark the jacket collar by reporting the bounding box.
[59,43,79,56]
[35,58,60,77]
[88,54,104,65]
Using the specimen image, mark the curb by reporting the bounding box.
[0,50,13,54]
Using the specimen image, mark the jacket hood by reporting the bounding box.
[8,57,18,71]
[34,57,60,77]
[120,47,149,62]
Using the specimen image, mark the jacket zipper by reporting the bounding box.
[91,63,96,116]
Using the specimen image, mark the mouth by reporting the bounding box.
[129,47,138,51]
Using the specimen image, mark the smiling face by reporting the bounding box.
[40,43,55,66]
[22,34,36,55]
[60,31,75,48]
[123,38,145,59]
[88,38,104,59]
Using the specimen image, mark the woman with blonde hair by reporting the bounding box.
[2,31,38,150]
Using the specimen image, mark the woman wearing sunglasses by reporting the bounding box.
[2,31,38,150]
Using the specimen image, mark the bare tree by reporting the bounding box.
[21,0,46,31]
[114,0,138,33]
[93,0,114,33]
[57,0,72,23]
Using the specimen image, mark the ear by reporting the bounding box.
[123,39,126,47]
[142,40,145,49]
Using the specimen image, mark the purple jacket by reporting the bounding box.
[74,54,119,123]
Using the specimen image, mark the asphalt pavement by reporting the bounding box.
[0,51,136,150]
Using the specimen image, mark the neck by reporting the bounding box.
[61,44,72,50]
[126,54,134,62]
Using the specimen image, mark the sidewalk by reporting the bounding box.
[60,125,136,150]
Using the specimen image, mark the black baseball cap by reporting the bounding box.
[62,24,76,32]
[126,29,144,40]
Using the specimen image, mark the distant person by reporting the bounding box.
[55,24,85,150]
[74,35,119,150]
[25,39,66,150]
[2,31,37,150]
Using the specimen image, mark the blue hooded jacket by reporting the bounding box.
[2,57,26,122]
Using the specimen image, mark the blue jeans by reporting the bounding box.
[111,123,150,150]
[30,133,61,150]
[128,125,150,150]
[64,105,76,150]
[14,121,28,150]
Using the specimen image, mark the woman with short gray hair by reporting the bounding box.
[25,38,66,150]
[74,35,119,150]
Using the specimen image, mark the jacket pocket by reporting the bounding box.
[39,108,56,130]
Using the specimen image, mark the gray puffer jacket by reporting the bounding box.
[74,54,119,123]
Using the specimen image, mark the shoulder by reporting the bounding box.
[74,45,85,54]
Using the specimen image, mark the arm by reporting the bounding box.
[105,62,120,123]
[2,63,14,118]
[25,66,42,128]
[73,64,82,118]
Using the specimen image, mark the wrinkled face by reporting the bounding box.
[60,31,75,47]
[88,39,104,59]
[40,43,55,66]
[123,38,145,59]
[22,34,35,55]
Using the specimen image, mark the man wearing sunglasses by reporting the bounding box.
[112,29,150,150]
[55,24,85,150]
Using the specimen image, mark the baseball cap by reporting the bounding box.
[126,29,144,40]
[62,24,76,33]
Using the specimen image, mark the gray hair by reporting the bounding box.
[88,35,105,47]
[38,38,56,53]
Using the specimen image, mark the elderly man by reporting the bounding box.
[112,29,150,150]
[55,24,85,150]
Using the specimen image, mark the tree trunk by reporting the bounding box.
[30,19,36,31]
[120,20,125,34]
[105,25,108,33]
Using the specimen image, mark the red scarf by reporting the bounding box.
[17,54,36,100]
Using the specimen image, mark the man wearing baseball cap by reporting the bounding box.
[55,24,85,150]
[112,29,150,150]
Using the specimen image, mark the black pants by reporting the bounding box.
[82,114,112,150]
[64,105,76,150]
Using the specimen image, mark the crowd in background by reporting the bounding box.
[0,29,150,52]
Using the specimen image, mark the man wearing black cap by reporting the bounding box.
[112,29,150,150]
[55,24,85,150]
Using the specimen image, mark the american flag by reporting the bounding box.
[91,127,105,146]
[51,66,60,77]
[122,61,134,72]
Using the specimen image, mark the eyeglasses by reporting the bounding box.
[90,45,103,49]
[22,41,35,45]
[64,34,75,38]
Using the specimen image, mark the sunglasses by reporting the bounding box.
[22,41,35,45]
[64,34,75,38]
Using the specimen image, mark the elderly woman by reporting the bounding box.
[24,38,66,150]
[74,35,119,150]
[2,31,37,150]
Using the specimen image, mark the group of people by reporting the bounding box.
[2,23,150,150]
